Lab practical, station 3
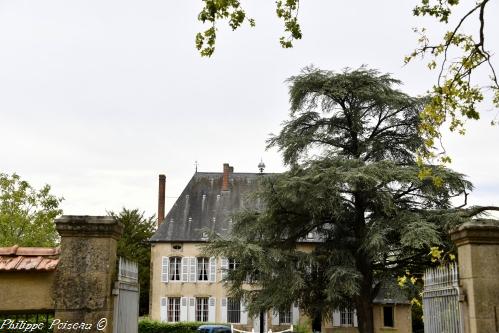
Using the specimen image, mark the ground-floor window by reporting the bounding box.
[383,306,394,327]
[227,298,241,323]
[196,297,209,322]
[279,308,292,325]
[340,308,354,326]
[168,297,181,322]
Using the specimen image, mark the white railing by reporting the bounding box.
[422,263,463,333]
[118,257,139,282]
[231,325,293,333]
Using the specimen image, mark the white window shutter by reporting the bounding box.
[209,257,217,282]
[332,310,340,327]
[160,297,168,322]
[292,303,299,325]
[189,297,196,321]
[180,297,188,321]
[189,257,197,282]
[208,297,216,322]
[240,300,248,325]
[181,257,189,282]
[353,310,358,327]
[221,298,227,323]
[221,257,229,280]
[272,309,279,325]
[161,257,169,282]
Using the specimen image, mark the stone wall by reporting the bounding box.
[451,219,499,333]
[53,215,123,333]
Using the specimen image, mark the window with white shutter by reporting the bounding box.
[221,258,229,280]
[272,310,279,325]
[161,257,169,282]
[208,297,216,322]
[209,257,216,282]
[189,257,197,282]
[292,303,299,325]
[181,257,189,282]
[332,310,340,327]
[221,298,228,323]
[160,297,168,322]
[189,297,196,321]
[180,297,188,321]
[240,300,248,325]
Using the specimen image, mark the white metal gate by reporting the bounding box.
[113,257,139,333]
[422,263,463,333]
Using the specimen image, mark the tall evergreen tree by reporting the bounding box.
[204,68,484,333]
[109,208,155,316]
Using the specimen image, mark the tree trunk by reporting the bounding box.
[355,294,374,333]
[311,311,322,333]
[352,192,374,333]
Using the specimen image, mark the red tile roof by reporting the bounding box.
[0,245,60,271]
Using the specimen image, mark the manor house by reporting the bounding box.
[149,163,412,333]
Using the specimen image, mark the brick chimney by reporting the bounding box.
[158,174,166,227]
[222,163,230,191]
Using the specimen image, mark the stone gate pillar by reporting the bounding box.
[450,219,499,333]
[54,216,123,333]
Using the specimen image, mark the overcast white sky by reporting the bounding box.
[1,0,498,219]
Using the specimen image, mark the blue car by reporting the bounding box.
[197,325,232,333]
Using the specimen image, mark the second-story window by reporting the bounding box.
[197,257,209,281]
[228,258,238,270]
[169,257,181,281]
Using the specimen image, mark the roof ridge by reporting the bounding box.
[0,245,60,256]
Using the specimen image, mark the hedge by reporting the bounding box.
[139,320,229,333]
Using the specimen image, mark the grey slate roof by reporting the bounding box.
[373,282,410,304]
[150,172,269,242]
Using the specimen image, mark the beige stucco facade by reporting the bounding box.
[150,241,303,330]
[150,242,232,323]
[150,242,412,333]
[320,303,411,333]
[372,304,411,333]
[0,271,55,313]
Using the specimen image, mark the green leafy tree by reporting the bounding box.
[0,173,63,247]
[109,208,155,316]
[195,0,497,167]
[204,68,494,333]
[407,0,498,166]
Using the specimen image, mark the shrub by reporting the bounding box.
[139,320,229,333]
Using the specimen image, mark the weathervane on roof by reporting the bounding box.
[195,160,198,173]
[258,159,266,174]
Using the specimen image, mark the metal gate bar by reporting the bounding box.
[423,263,463,333]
